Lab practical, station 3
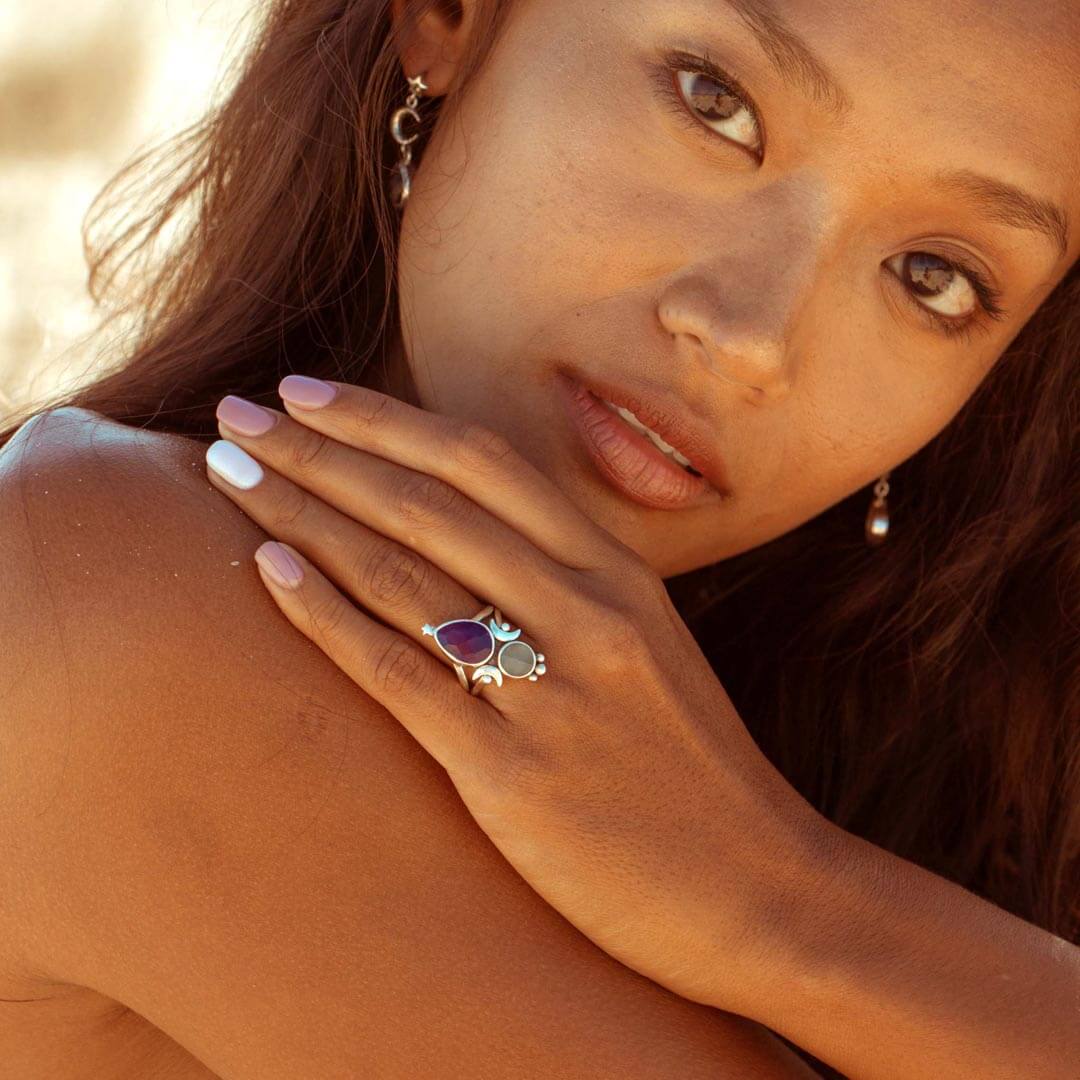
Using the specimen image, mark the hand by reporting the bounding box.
[204,375,823,1013]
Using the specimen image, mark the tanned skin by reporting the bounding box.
[0,407,817,1078]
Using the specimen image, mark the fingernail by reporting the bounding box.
[255,541,304,588]
[279,374,337,410]
[217,395,278,436]
[206,439,264,490]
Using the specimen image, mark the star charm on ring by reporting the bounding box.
[422,605,546,694]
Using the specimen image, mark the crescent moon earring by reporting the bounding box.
[389,72,428,210]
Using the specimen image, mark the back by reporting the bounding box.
[0,406,817,1078]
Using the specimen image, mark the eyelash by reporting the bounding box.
[648,47,1010,343]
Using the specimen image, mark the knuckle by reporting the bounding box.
[632,557,668,604]
[371,636,424,697]
[285,432,335,478]
[361,544,433,609]
[588,602,647,671]
[595,603,637,646]
[269,482,311,530]
[451,422,515,474]
[395,472,460,530]
[352,389,396,428]
[607,546,661,593]
[303,590,350,647]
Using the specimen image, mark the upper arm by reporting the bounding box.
[0,407,816,1079]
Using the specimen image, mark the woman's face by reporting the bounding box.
[393,0,1079,577]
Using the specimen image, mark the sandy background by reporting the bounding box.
[0,0,249,423]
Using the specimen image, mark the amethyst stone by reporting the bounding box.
[434,620,495,666]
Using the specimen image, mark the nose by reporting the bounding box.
[658,277,795,404]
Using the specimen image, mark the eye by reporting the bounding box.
[652,49,764,157]
[674,69,762,153]
[887,252,978,317]
[884,251,1008,340]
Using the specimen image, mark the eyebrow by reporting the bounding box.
[722,0,1072,262]
[932,169,1070,263]
[721,0,854,121]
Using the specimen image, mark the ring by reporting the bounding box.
[422,604,547,694]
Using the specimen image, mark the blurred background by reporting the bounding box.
[0,0,250,424]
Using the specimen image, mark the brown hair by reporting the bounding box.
[3,0,1078,1012]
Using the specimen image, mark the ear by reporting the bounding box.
[389,0,481,98]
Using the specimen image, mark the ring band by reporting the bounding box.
[422,604,546,694]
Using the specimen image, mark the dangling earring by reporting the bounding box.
[389,72,429,210]
[865,471,892,546]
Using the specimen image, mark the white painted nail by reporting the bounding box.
[206,439,264,490]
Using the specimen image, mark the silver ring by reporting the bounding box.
[422,605,547,694]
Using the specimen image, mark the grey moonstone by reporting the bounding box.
[499,641,537,679]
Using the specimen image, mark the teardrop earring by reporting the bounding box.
[865,471,892,546]
[388,72,429,210]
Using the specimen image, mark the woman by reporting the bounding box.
[0,0,1077,1076]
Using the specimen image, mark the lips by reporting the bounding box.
[557,362,734,496]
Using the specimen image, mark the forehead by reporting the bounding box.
[795,0,1080,127]
[806,0,1080,57]
[796,1,1079,175]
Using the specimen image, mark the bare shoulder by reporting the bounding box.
[0,407,818,1079]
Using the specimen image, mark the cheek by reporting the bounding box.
[395,64,628,402]
[781,336,995,515]
[390,114,588,456]
[401,14,696,343]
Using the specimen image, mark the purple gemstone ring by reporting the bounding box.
[422,604,547,694]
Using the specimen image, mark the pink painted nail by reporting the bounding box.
[255,542,304,589]
[217,395,277,436]
[279,375,338,410]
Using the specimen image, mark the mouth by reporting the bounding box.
[556,371,732,511]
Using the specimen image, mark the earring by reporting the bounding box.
[864,471,892,546]
[389,72,429,210]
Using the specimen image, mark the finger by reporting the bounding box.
[250,538,503,780]
[212,409,578,642]
[204,437,482,659]
[273,376,619,572]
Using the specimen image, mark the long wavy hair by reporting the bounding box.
[3,0,1078,1032]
